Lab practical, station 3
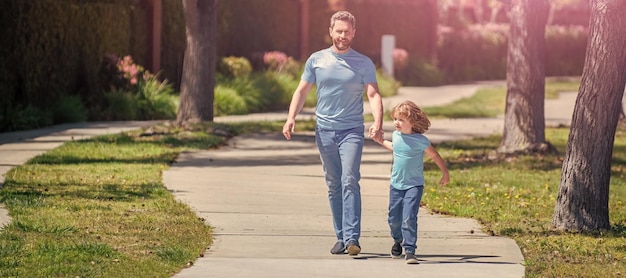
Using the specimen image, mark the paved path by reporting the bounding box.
[0,83,578,277]
[168,83,575,278]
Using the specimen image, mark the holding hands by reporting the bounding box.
[369,125,384,143]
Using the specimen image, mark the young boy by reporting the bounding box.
[372,100,450,264]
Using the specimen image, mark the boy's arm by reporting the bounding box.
[376,138,393,151]
[425,145,450,186]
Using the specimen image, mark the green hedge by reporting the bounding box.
[435,24,587,84]
[0,0,147,131]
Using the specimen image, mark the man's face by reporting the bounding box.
[329,20,355,53]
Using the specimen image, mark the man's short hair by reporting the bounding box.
[330,11,356,29]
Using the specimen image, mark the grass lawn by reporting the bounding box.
[0,121,312,277]
[427,129,626,277]
[1,78,624,277]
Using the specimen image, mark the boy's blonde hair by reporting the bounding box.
[391,100,430,134]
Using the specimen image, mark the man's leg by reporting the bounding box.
[315,128,344,253]
[337,127,364,253]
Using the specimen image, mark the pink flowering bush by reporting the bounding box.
[392,48,409,72]
[117,55,144,85]
[262,51,302,78]
[263,51,288,71]
[101,54,177,120]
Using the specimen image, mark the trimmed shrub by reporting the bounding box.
[52,95,87,124]
[101,90,140,121]
[436,24,508,83]
[218,57,253,79]
[545,25,587,76]
[395,58,446,87]
[214,86,248,116]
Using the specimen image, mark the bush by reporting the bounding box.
[545,25,587,76]
[435,23,588,83]
[262,51,303,79]
[137,73,178,119]
[218,74,265,113]
[218,56,253,79]
[251,71,300,111]
[395,58,446,87]
[214,85,248,116]
[52,95,87,124]
[102,90,140,121]
[436,24,508,83]
[0,104,52,132]
[99,55,178,120]
[376,70,402,97]
[213,53,304,115]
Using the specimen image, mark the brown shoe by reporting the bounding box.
[346,240,361,256]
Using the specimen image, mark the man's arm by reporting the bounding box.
[365,82,384,142]
[283,80,314,140]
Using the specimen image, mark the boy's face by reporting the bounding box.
[392,114,413,134]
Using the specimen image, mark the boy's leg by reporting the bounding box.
[388,186,405,258]
[401,185,424,255]
[388,186,404,242]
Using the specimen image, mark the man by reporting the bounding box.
[282,10,384,256]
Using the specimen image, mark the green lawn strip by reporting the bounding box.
[424,128,626,277]
[423,79,581,119]
[0,121,290,277]
[424,86,506,118]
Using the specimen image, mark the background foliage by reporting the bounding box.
[0,0,146,131]
[0,0,589,132]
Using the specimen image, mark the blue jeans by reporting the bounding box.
[315,126,364,245]
[388,185,424,254]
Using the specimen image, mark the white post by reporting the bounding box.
[381,34,395,77]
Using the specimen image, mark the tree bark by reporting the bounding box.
[177,0,217,124]
[498,0,550,154]
[552,0,626,232]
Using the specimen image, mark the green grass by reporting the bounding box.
[0,121,296,277]
[423,77,581,119]
[424,128,626,277]
[424,86,506,118]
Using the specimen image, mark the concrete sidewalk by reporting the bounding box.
[0,83,577,277]
[166,83,545,278]
[165,133,525,278]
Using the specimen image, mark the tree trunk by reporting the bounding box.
[176,0,217,124]
[552,0,626,232]
[498,0,550,154]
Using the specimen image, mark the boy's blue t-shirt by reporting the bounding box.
[391,131,431,190]
[301,47,377,130]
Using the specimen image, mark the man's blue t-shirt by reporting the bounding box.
[391,131,431,190]
[301,47,377,130]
